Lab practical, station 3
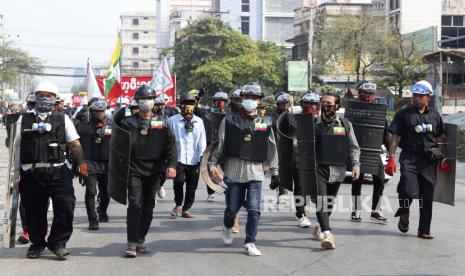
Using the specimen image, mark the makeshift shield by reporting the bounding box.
[200,141,226,194]
[434,123,457,206]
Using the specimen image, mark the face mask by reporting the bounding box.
[153,105,163,115]
[321,104,336,122]
[182,104,195,115]
[138,99,155,112]
[90,111,107,126]
[242,99,258,112]
[35,96,56,113]
[302,103,320,115]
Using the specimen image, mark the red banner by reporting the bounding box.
[95,75,176,107]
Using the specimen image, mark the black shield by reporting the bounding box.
[4,113,21,147]
[277,112,295,191]
[344,101,387,175]
[108,108,131,205]
[210,111,226,142]
[434,123,457,206]
[202,110,213,143]
[294,113,318,197]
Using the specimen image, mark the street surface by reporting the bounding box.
[1,126,464,276]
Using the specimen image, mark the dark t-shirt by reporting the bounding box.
[388,106,445,152]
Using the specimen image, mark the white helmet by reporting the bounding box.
[34,81,59,96]
[411,80,433,95]
[276,92,290,103]
[300,92,320,103]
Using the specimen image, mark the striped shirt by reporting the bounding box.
[210,117,279,183]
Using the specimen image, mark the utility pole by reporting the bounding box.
[307,6,315,90]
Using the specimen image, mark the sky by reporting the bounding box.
[1,0,155,91]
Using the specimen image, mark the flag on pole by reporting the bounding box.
[150,57,173,96]
[104,36,121,97]
[86,59,103,99]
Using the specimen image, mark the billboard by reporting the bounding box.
[402,26,438,53]
[95,75,176,107]
[288,61,309,92]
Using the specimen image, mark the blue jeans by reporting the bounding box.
[223,179,262,244]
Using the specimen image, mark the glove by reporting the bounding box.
[439,158,452,173]
[79,163,88,177]
[385,156,397,176]
[269,175,280,190]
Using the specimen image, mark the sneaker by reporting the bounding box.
[50,247,70,260]
[244,243,262,256]
[88,219,99,230]
[371,211,389,224]
[298,215,312,228]
[98,213,109,223]
[351,211,361,222]
[232,215,240,234]
[207,194,215,202]
[157,186,166,198]
[312,225,324,241]
[124,245,137,258]
[223,227,233,245]
[26,245,44,259]
[136,244,152,254]
[18,231,30,244]
[321,232,336,249]
[278,194,289,205]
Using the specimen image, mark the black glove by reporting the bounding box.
[269,175,280,190]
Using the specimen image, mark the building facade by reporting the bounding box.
[120,12,157,75]
[219,0,301,52]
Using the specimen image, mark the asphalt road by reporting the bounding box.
[1,127,465,276]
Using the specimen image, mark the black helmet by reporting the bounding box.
[229,88,242,99]
[179,92,197,104]
[134,84,156,99]
[89,98,108,111]
[241,82,263,98]
[26,92,36,103]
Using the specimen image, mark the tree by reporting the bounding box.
[375,24,426,98]
[314,12,384,82]
[173,16,286,96]
[0,40,42,92]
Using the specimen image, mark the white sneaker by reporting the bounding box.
[277,194,289,205]
[223,227,233,245]
[244,243,262,256]
[157,187,166,198]
[313,225,324,241]
[207,194,215,202]
[298,216,312,228]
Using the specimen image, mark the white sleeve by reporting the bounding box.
[64,115,80,142]
[72,106,83,119]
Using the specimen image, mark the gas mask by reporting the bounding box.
[321,104,337,123]
[182,104,195,115]
[35,96,56,113]
[138,99,155,112]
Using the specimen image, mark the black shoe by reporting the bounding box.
[351,211,361,222]
[371,212,389,224]
[98,213,109,223]
[88,220,100,230]
[26,245,45,259]
[50,247,70,260]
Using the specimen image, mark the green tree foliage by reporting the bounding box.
[0,40,42,91]
[173,16,286,96]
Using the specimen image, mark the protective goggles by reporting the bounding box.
[359,82,377,91]
[242,85,262,94]
[90,100,108,111]
[410,84,431,95]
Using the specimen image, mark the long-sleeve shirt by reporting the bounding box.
[210,117,279,183]
[316,115,361,183]
[168,114,207,165]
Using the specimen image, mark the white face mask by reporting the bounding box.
[138,99,155,112]
[242,99,258,112]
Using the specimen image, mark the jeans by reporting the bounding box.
[19,166,75,250]
[173,162,200,211]
[127,173,160,245]
[224,179,262,244]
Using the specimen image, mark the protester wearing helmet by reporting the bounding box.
[16,80,87,260]
[167,92,207,219]
[386,80,446,239]
[210,82,279,256]
[77,98,112,231]
[228,88,242,114]
[119,84,178,257]
[300,92,320,115]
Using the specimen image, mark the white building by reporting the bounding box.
[156,0,213,49]
[219,0,301,52]
[387,0,442,40]
[120,12,157,75]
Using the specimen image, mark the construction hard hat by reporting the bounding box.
[411,80,433,95]
[34,81,59,96]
